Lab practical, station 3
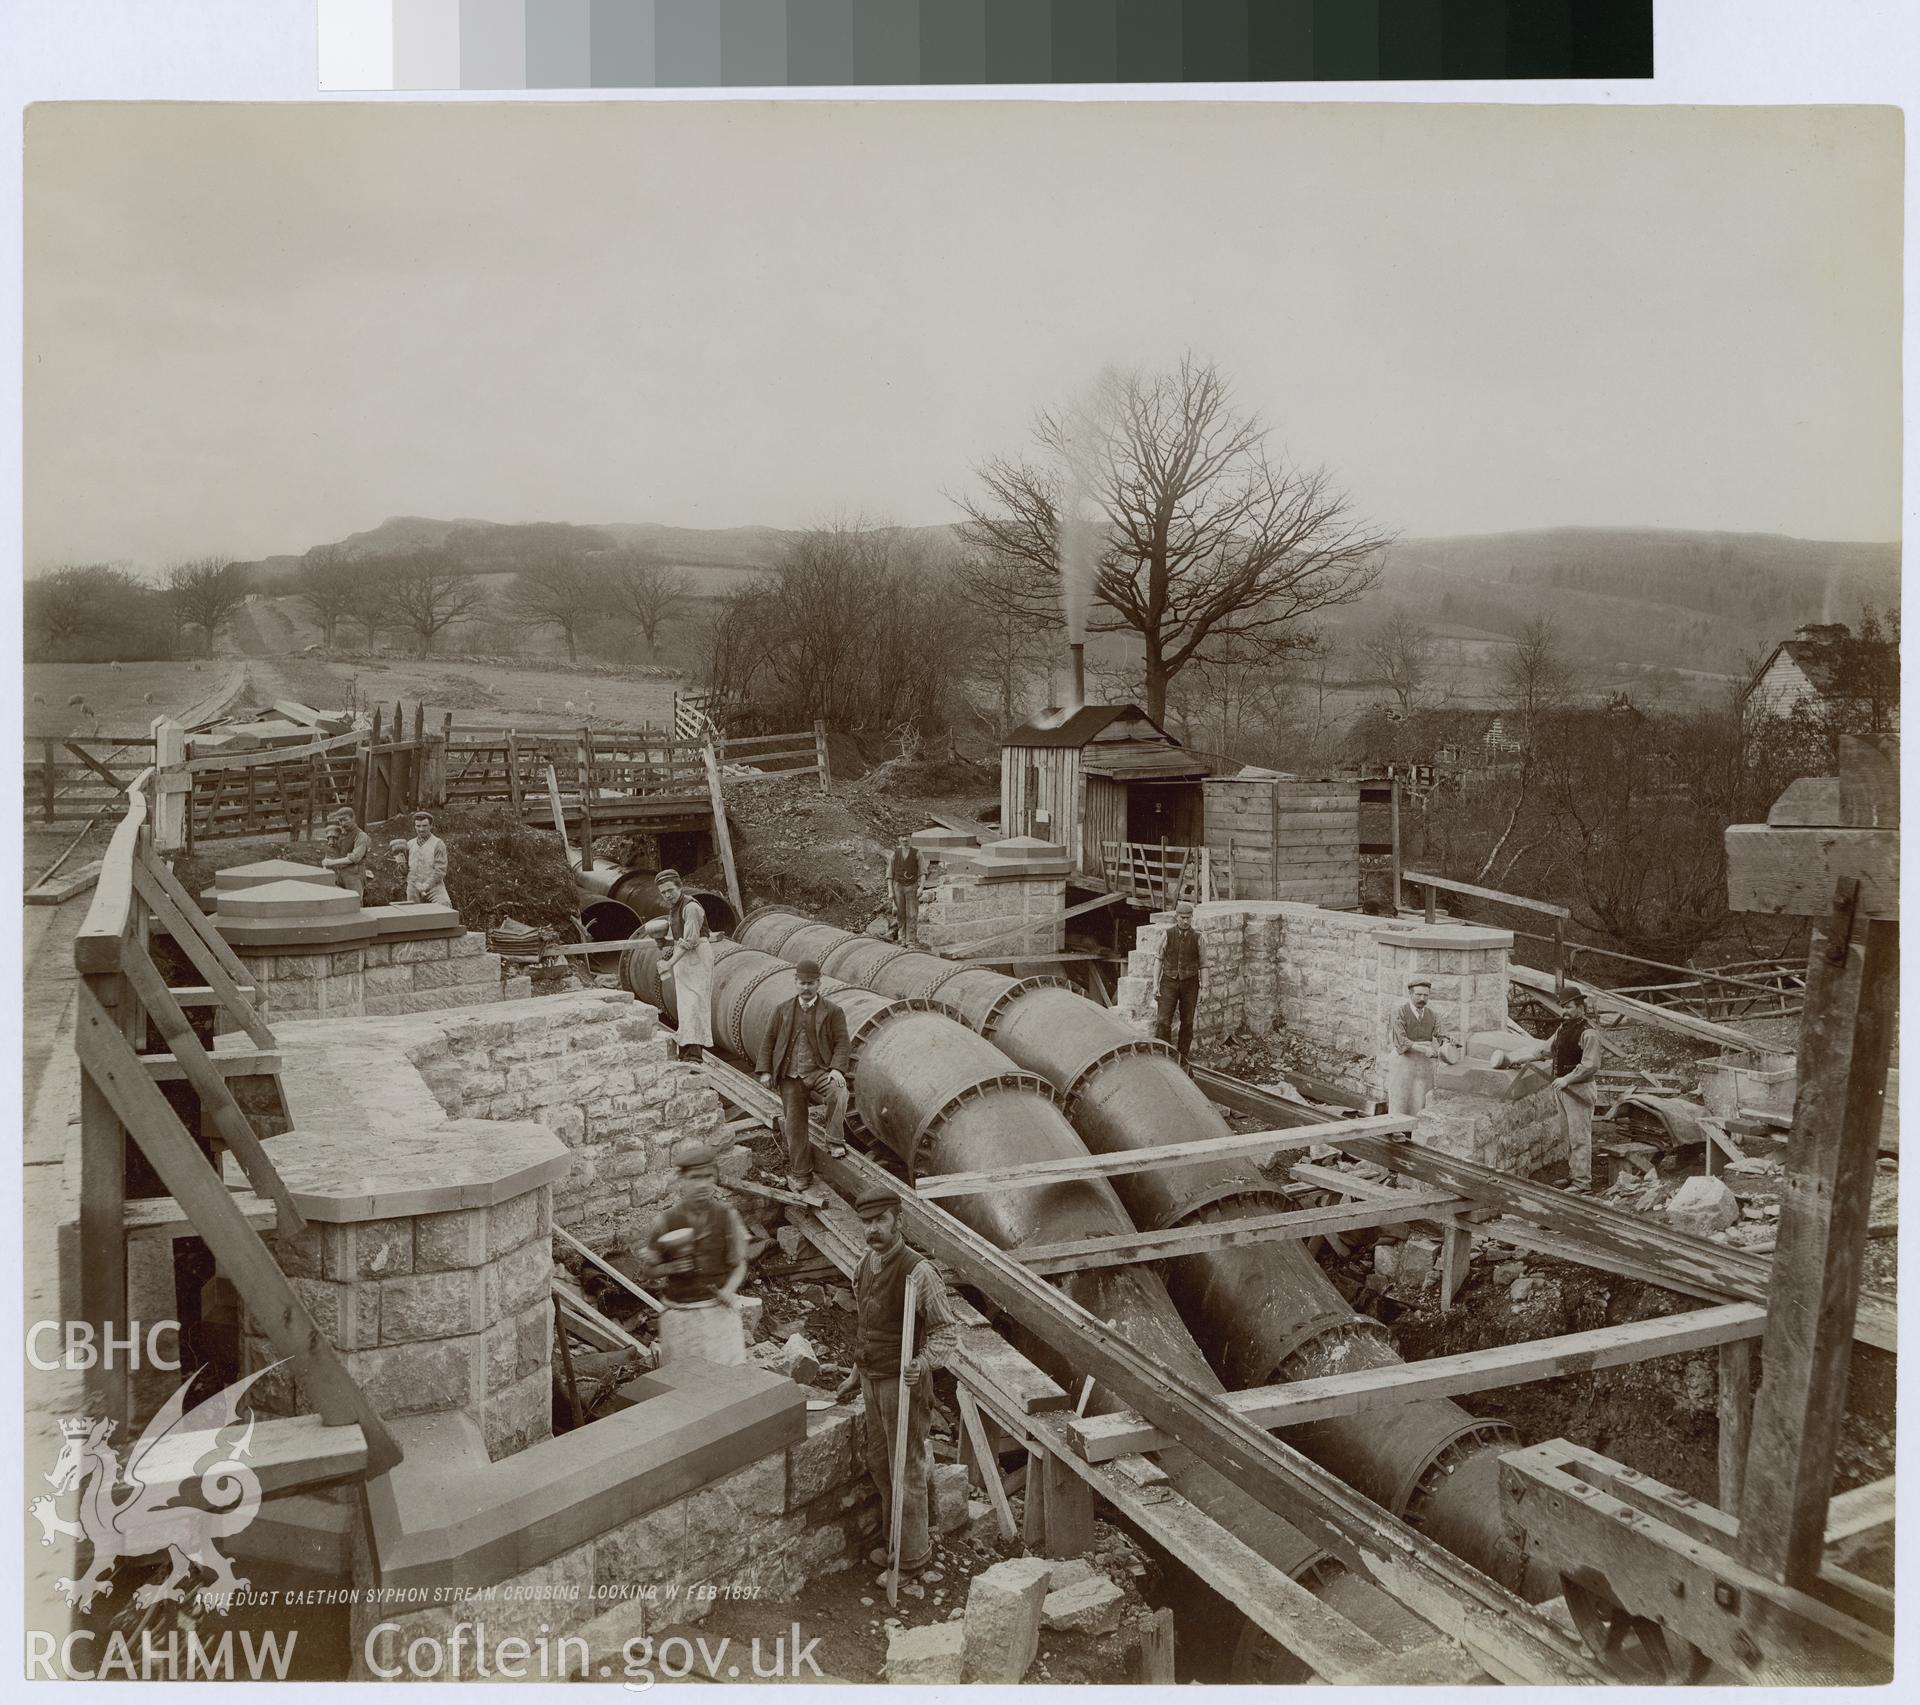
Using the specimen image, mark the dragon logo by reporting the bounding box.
[31,1362,282,1614]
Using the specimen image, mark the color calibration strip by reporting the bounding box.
[320,1,1653,89]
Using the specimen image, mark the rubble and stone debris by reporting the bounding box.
[1664,1174,1740,1236]
[962,1556,1055,1682]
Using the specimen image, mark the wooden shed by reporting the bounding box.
[1203,769,1361,907]
[1002,705,1208,880]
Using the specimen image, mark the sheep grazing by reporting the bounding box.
[109,660,123,671]
[66,693,86,707]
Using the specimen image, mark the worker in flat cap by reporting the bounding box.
[637,1134,748,1366]
[757,960,849,1208]
[834,1185,959,1584]
[1384,973,1452,1117]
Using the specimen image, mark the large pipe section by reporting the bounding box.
[736,908,1540,1593]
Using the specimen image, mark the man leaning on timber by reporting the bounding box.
[1153,897,1204,1071]
[834,1184,960,1583]
[1385,975,1452,1116]
[757,959,848,1208]
[1550,989,1605,1192]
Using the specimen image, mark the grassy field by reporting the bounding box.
[24,660,235,737]
[259,652,682,731]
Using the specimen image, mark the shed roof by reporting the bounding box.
[1005,702,1182,750]
[1081,747,1207,780]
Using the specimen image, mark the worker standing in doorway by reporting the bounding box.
[1153,898,1204,1071]
[1385,975,1451,1116]
[1550,990,1605,1192]
[886,835,921,947]
[758,960,849,1207]
[653,869,715,1063]
[638,1136,748,1366]
[834,1185,960,1586]
[404,811,452,906]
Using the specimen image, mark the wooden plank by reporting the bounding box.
[72,985,402,1476]
[125,1187,276,1243]
[1402,869,1570,918]
[139,1048,280,1083]
[553,1222,665,1314]
[826,1157,1604,1683]
[131,856,276,1050]
[1136,1607,1176,1684]
[913,1115,1411,1199]
[702,738,745,919]
[1016,1190,1460,1275]
[1725,825,1898,920]
[1041,1449,1097,1556]
[137,1414,369,1500]
[73,773,153,973]
[1068,1303,1768,1463]
[955,1384,1018,1541]
[957,890,1124,959]
[1824,1476,1894,1544]
[1719,1338,1753,1511]
[1740,909,1897,1587]
[182,728,365,775]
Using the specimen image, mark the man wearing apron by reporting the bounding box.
[639,1136,748,1366]
[1385,975,1449,1116]
[1549,990,1604,1192]
[654,868,714,1062]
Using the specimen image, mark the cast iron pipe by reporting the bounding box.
[736,907,1541,1593]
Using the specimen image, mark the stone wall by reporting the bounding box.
[1410,1087,1565,1175]
[233,930,529,1023]
[277,989,729,1253]
[919,864,1068,957]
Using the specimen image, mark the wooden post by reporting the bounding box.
[41,737,57,822]
[578,727,597,868]
[702,738,745,919]
[1738,899,1896,1586]
[1438,1223,1471,1314]
[1041,1450,1096,1556]
[814,718,832,794]
[1553,915,1567,1000]
[1137,1607,1176,1685]
[506,732,523,817]
[1021,1449,1047,1549]
[77,969,133,1431]
[1424,884,1436,925]
[1718,1339,1752,1512]
[1389,776,1403,914]
[150,716,187,853]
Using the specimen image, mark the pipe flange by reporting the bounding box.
[973,975,1071,1039]
[845,996,915,1054]
[1153,1177,1298,1233]
[1400,1419,1524,1527]
[717,959,793,1053]
[903,1068,1060,1183]
[1265,1314,1394,1383]
[736,905,808,951]
[918,960,979,1002]
[1058,1035,1180,1117]
[823,938,915,982]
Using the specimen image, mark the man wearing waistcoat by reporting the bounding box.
[638,1136,748,1366]
[1153,898,1204,1071]
[1385,975,1450,1116]
[833,1185,959,1582]
[1550,990,1605,1192]
[887,835,921,947]
[757,961,850,1208]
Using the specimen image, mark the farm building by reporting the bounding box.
[1000,703,1209,884]
[1203,768,1362,908]
[1742,621,1898,729]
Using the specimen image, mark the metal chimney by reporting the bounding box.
[1069,642,1085,712]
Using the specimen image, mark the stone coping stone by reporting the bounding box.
[217,916,380,949]
[1373,924,1514,950]
[228,1119,570,1222]
[364,1362,805,1594]
[208,859,341,893]
[911,828,977,853]
[971,838,1072,878]
[372,902,466,939]
[216,879,364,921]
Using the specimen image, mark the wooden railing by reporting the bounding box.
[1101,840,1213,906]
[72,768,399,1480]
[1400,870,1573,995]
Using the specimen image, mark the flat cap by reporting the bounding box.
[854,1184,899,1217]
[669,1135,717,1170]
[1406,976,1433,991]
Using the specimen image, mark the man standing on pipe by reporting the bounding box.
[757,960,849,1208]
[885,834,921,947]
[1385,975,1450,1115]
[1153,897,1204,1071]
[834,1185,960,1583]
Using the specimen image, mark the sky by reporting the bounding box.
[22,99,1903,571]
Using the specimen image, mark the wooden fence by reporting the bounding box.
[1101,840,1215,907]
[25,733,161,824]
[69,767,400,1483]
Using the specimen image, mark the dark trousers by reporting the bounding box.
[1155,976,1199,1063]
[780,1070,847,1187]
[861,1372,933,1570]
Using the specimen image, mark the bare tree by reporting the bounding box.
[380,548,491,657]
[1356,610,1435,715]
[292,545,360,651]
[340,560,392,650]
[955,353,1391,720]
[1473,615,1575,883]
[164,557,248,657]
[961,548,1060,738]
[603,548,692,659]
[503,552,605,663]
[28,566,135,655]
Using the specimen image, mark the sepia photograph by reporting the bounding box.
[19,95,1900,1685]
